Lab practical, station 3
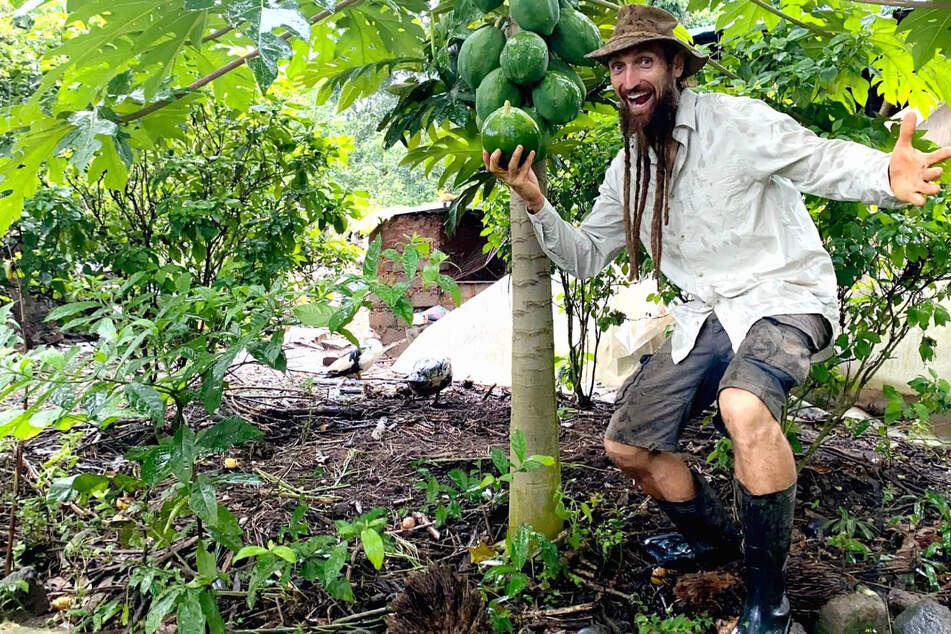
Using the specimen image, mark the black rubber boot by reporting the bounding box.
[732,480,796,634]
[655,470,742,569]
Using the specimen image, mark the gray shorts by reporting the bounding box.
[606,313,832,451]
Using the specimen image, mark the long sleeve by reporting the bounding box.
[526,152,628,279]
[724,95,903,208]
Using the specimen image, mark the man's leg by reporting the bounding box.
[718,314,831,634]
[606,316,740,568]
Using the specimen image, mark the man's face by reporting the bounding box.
[609,43,684,128]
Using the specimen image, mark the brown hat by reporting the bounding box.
[585,5,707,78]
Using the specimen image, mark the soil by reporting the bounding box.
[2,361,951,633]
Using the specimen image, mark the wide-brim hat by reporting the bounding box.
[585,5,707,78]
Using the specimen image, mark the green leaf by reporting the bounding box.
[271,545,298,563]
[129,445,174,487]
[392,297,413,324]
[54,110,119,172]
[207,504,244,551]
[145,586,182,634]
[364,234,383,278]
[402,245,420,278]
[294,302,334,327]
[125,383,166,426]
[233,545,269,563]
[200,345,241,413]
[247,32,293,92]
[897,9,951,69]
[190,475,218,527]
[227,0,311,93]
[170,424,197,483]
[45,301,102,322]
[199,589,226,634]
[177,588,205,634]
[47,476,78,503]
[196,416,262,453]
[73,473,110,495]
[196,540,217,580]
[508,525,530,570]
[436,274,461,306]
[510,429,527,464]
[360,528,385,570]
[524,454,555,467]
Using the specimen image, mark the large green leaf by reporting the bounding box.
[207,504,244,550]
[226,0,311,92]
[898,9,951,69]
[189,475,219,526]
[124,382,167,426]
[53,110,119,172]
[177,588,206,634]
[196,415,263,453]
[170,424,197,483]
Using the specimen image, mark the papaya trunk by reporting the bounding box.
[508,163,562,538]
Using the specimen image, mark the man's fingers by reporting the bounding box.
[520,151,536,179]
[923,166,943,182]
[508,145,525,178]
[897,112,917,148]
[922,180,941,196]
[910,192,926,207]
[925,146,951,165]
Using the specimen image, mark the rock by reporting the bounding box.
[789,623,807,634]
[887,588,924,615]
[816,586,890,634]
[893,599,951,634]
[0,567,49,616]
[576,627,610,634]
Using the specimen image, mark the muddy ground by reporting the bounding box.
[2,363,951,633]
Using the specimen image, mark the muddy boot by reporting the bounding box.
[732,480,796,634]
[654,470,742,569]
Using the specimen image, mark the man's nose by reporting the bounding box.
[621,66,643,90]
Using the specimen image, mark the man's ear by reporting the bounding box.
[673,51,685,79]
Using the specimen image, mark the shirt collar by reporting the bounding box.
[673,88,697,147]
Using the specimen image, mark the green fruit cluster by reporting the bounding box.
[459,0,603,165]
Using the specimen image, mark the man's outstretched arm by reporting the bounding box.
[889,112,951,207]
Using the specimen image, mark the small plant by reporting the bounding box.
[825,506,876,563]
[633,611,713,634]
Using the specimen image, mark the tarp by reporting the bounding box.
[393,273,672,389]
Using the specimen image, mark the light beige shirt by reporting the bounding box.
[528,88,901,363]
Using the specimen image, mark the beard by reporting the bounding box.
[620,78,680,149]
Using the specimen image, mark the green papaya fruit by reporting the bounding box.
[547,56,586,101]
[458,26,506,89]
[481,101,542,168]
[473,0,503,12]
[500,32,549,86]
[532,71,582,125]
[511,0,560,35]
[476,68,523,123]
[524,107,551,161]
[549,8,602,66]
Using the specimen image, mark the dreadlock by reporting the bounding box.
[619,43,683,281]
[621,116,674,281]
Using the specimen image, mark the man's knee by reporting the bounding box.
[719,387,781,448]
[604,437,653,477]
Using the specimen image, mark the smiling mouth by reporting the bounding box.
[624,88,654,115]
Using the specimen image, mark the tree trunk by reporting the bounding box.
[508,162,563,538]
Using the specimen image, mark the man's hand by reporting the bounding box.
[889,112,951,207]
[483,145,545,212]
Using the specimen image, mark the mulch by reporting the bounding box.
[2,363,951,633]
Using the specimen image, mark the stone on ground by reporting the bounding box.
[816,586,890,634]
[893,598,951,634]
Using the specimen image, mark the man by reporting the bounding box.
[484,5,951,634]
